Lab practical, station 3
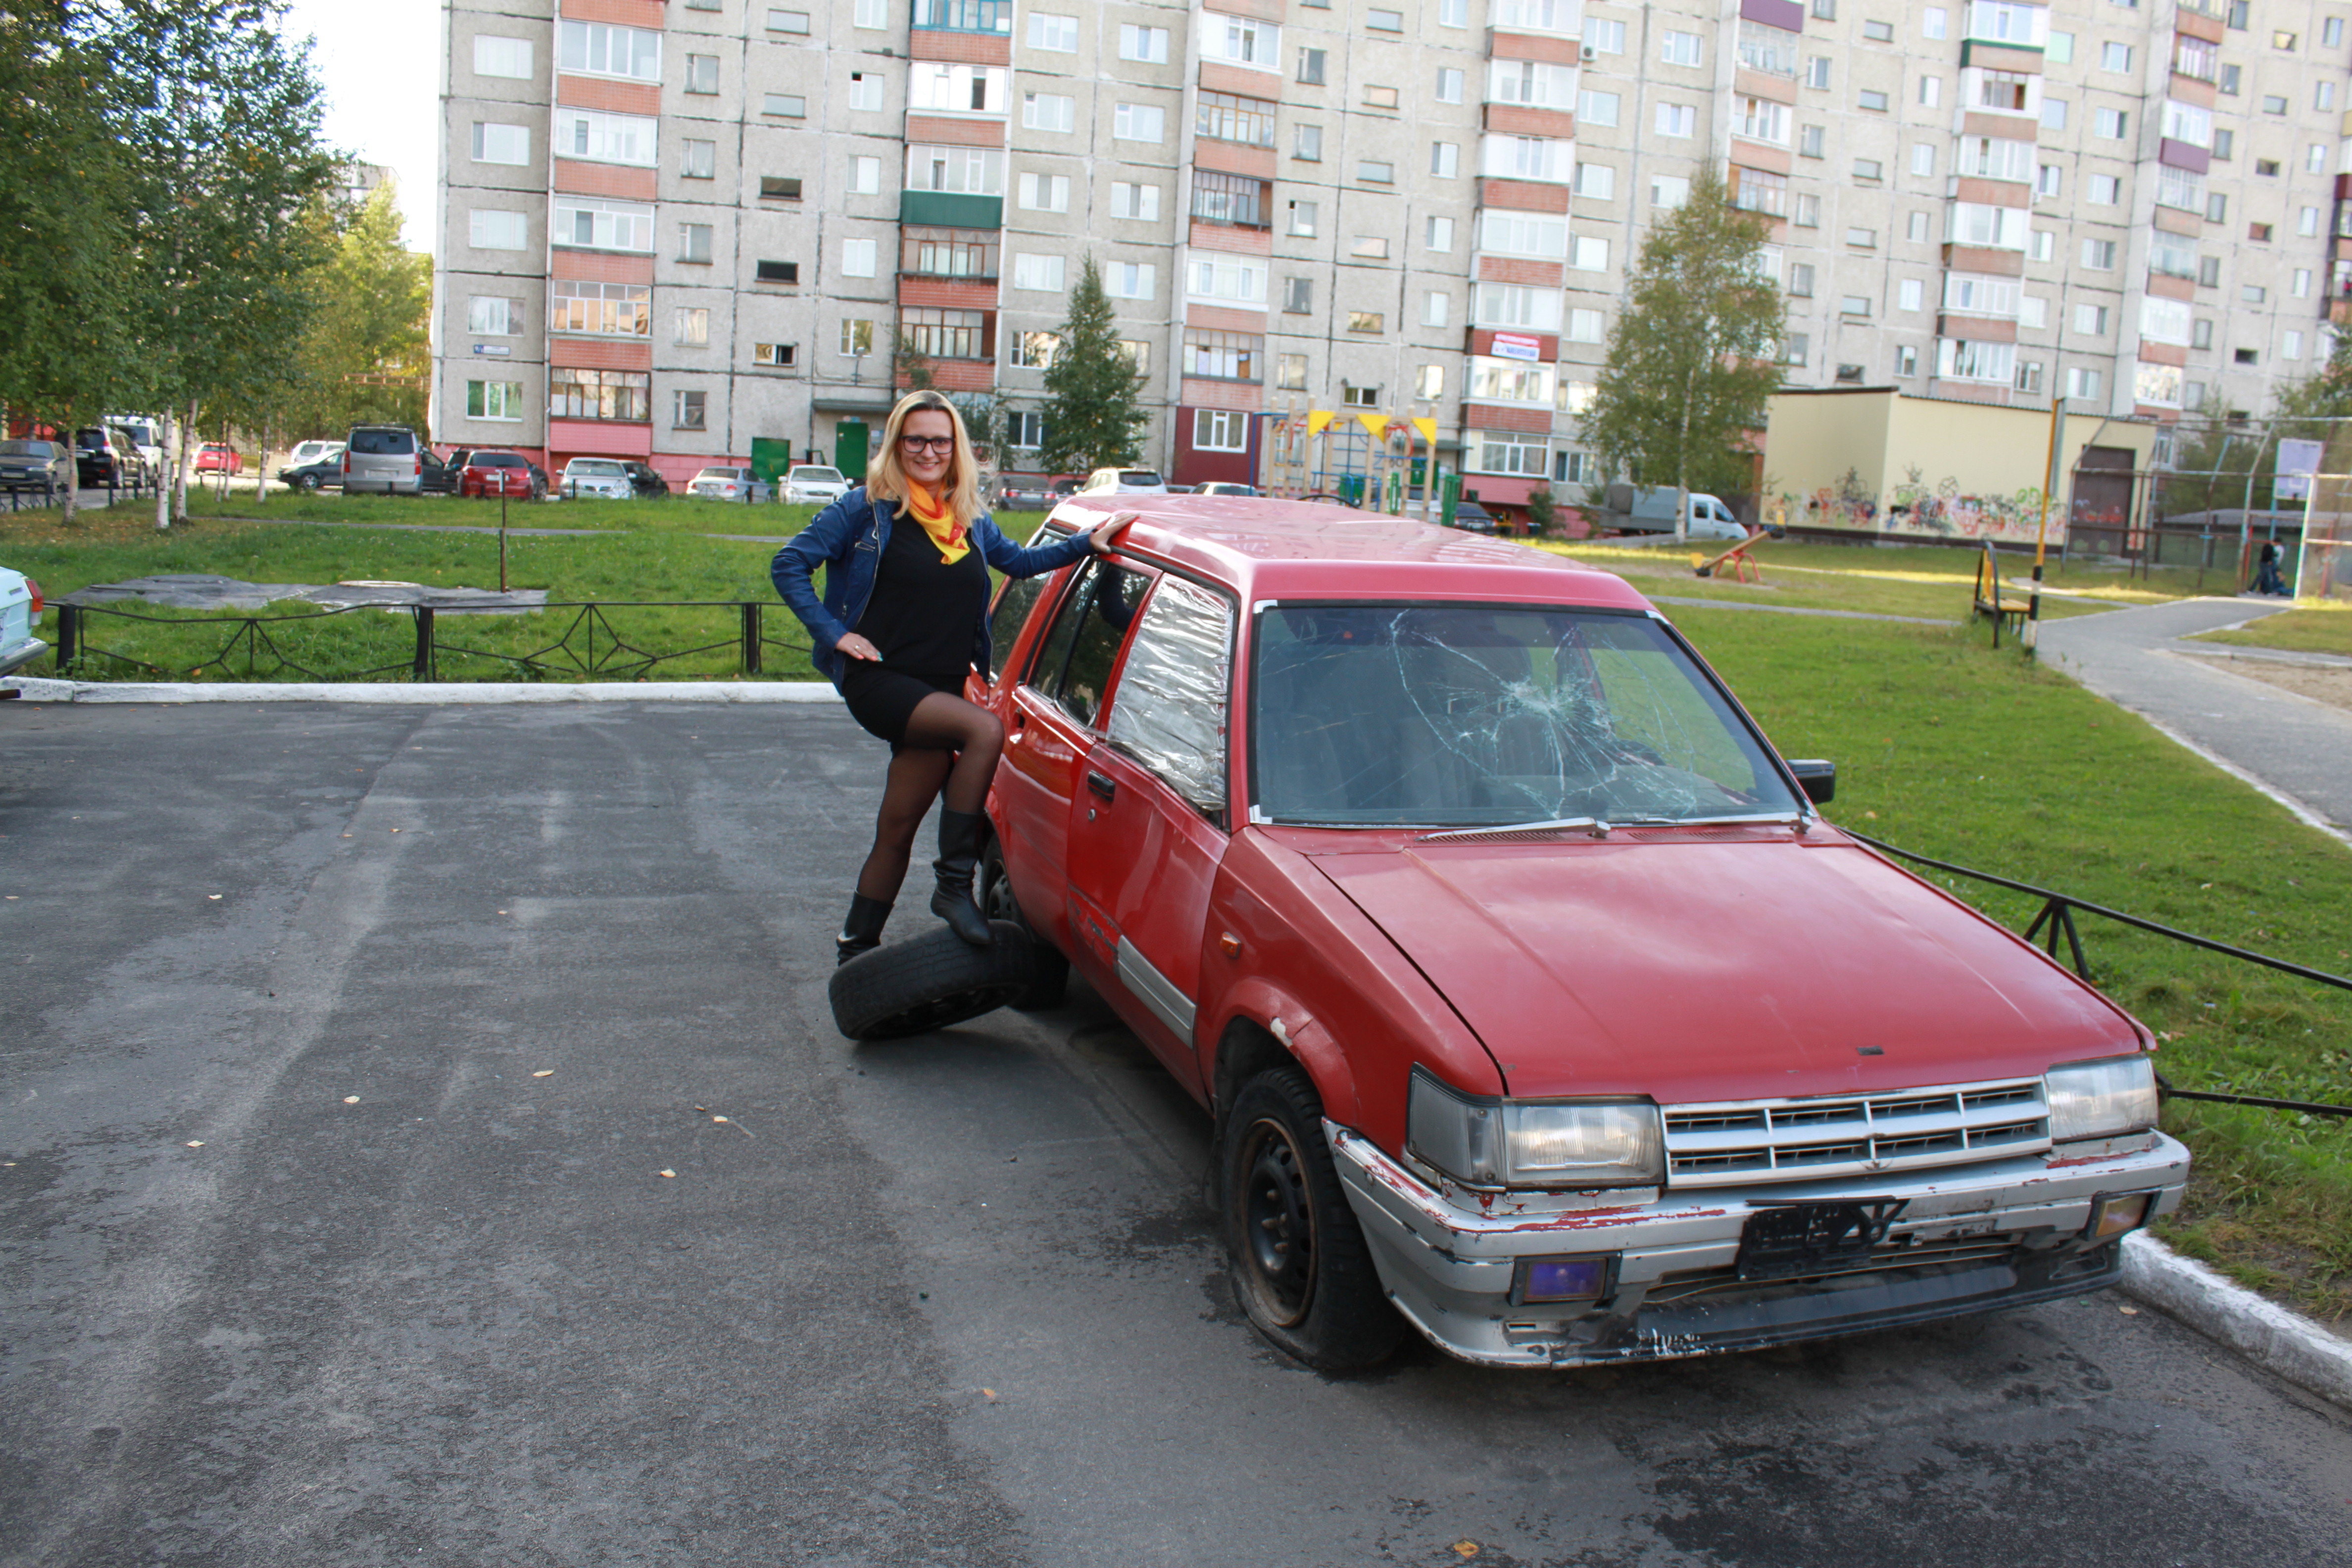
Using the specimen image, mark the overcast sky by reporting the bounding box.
[280,0,442,253]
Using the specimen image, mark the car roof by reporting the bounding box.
[1041,496,1652,611]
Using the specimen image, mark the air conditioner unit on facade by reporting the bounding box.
[1581,43,1597,61]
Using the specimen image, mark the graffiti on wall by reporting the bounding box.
[1786,466,2056,541]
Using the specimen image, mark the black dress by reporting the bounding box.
[839,504,991,747]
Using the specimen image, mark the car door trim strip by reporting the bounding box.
[1116,935,1197,1046]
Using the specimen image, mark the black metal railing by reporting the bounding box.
[1850,829,2352,1119]
[52,600,812,685]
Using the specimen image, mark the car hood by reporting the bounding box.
[1306,834,2139,1104]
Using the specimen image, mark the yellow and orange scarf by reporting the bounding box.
[903,484,970,564]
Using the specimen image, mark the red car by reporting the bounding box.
[195,443,242,474]
[458,449,538,498]
[976,500,2187,1371]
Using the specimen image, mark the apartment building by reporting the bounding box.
[433,0,2352,508]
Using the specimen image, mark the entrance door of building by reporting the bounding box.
[833,420,869,481]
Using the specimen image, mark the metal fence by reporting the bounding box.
[1852,830,2352,1120]
[51,599,813,684]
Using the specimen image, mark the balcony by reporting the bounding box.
[912,0,1010,34]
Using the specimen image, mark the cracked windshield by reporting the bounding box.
[1253,605,1802,828]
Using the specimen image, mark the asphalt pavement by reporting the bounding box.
[2,701,2349,1568]
[2035,597,2352,833]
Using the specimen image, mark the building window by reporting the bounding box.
[686,55,718,94]
[1898,278,1922,310]
[1358,159,1395,184]
[475,36,534,79]
[1585,17,1626,52]
[1431,142,1460,178]
[2073,303,2108,335]
[1841,294,1871,317]
[1121,24,1170,62]
[468,296,518,335]
[550,280,652,336]
[673,390,707,430]
[549,368,651,421]
[907,144,1005,195]
[1568,308,1605,343]
[1569,235,1610,271]
[1736,167,1788,215]
[1788,263,1815,297]
[2081,238,2116,269]
[1911,143,1935,175]
[1027,10,1078,50]
[2101,41,2132,71]
[1427,215,1455,250]
[1805,56,1831,89]
[1467,432,1549,474]
[1284,277,1313,312]
[1363,84,1400,110]
[1189,256,1264,303]
[1011,252,1066,291]
[1110,181,1160,220]
[1299,48,1326,84]
[2262,94,2289,114]
[1113,103,1166,142]
[1347,311,1383,333]
[1422,291,1448,327]
[674,307,709,346]
[1577,90,1620,126]
[753,342,798,368]
[1294,125,1323,160]
[1863,18,1894,40]
[1288,199,1318,237]
[560,20,661,82]
[466,380,524,420]
[1436,67,1464,103]
[751,259,796,285]
[839,320,875,356]
[678,223,714,264]
[1846,227,1877,249]
[763,94,806,118]
[2242,283,2268,303]
[2014,361,2042,394]
[848,157,881,196]
[1367,7,1404,29]
[854,0,886,25]
[1661,30,1702,65]
[1023,92,1076,132]
[767,9,810,33]
[1791,192,1818,226]
[1193,409,1247,452]
[1104,262,1156,299]
[1418,363,1445,399]
[1575,162,1616,200]
[554,197,654,252]
[1019,172,1072,213]
[1853,158,1884,183]
[1183,330,1263,381]
[1341,383,1380,407]
[1007,331,1060,368]
[1656,103,1696,137]
[472,123,530,164]
[1196,91,1276,147]
[837,238,879,278]
[901,226,998,278]
[2206,192,2229,222]
[1924,7,1948,38]
[2093,107,2128,139]
[1192,170,1266,226]
[901,307,989,359]
[2065,367,2104,400]
[1007,410,1044,448]
[1277,352,1308,390]
[1858,89,1889,112]
[684,140,717,179]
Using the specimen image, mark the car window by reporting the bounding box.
[575,460,624,475]
[348,429,414,456]
[988,524,1076,677]
[1120,471,1162,486]
[1024,559,1147,727]
[1251,604,1801,827]
[0,441,36,456]
[479,453,523,467]
[1106,576,1234,815]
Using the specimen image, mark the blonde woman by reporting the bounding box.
[773,390,1132,962]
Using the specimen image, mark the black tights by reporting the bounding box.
[853,691,1008,902]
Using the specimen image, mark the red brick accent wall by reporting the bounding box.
[1190,222,1273,255]
[2170,74,2217,108]
[1477,178,1571,214]
[549,337,652,371]
[902,358,996,392]
[1955,177,2030,208]
[1466,403,1553,435]
[1938,315,2016,343]
[1194,139,1278,180]
[1489,30,1581,64]
[1942,245,2025,276]
[905,114,1005,148]
[1960,111,2035,139]
[1185,304,1268,333]
[2139,342,2189,367]
[909,31,1012,66]
[557,0,665,26]
[2153,206,2202,236]
[556,76,661,115]
[548,418,653,458]
[1967,43,2042,73]
[1478,255,1564,287]
[2147,273,2196,301]
[1171,406,1256,488]
[1199,61,1282,98]
[899,277,999,310]
[553,159,657,200]
[1735,68,1799,104]
[552,250,655,284]
[1484,105,1575,138]
[1180,379,1264,412]
[1731,141,1792,175]
[2177,12,2226,42]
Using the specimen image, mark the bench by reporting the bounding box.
[1971,543,2031,645]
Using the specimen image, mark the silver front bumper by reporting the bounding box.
[1327,1120,2190,1368]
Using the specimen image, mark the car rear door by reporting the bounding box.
[1061,574,1236,1092]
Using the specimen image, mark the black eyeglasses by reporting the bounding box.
[899,435,955,454]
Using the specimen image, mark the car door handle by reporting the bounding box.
[1086,770,1117,802]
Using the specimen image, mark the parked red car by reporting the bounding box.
[457,449,539,498]
[194,443,242,474]
[975,499,2188,1371]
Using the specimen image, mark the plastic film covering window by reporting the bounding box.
[1107,576,1234,813]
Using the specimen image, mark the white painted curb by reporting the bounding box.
[2,677,842,705]
[2121,1230,2352,1411]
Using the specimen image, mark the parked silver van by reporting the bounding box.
[342,426,426,494]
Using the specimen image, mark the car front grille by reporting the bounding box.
[1662,1078,2050,1188]
[1641,1232,2027,1307]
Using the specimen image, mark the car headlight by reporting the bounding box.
[2045,1053,2159,1142]
[1407,1069,1664,1189]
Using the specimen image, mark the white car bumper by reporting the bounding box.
[1328,1120,2190,1368]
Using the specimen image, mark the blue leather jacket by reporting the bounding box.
[771,487,1097,686]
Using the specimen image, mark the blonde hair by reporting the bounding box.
[866,390,981,532]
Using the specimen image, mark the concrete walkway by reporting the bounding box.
[2035,597,2352,838]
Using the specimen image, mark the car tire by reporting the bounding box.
[979,837,1069,1011]
[1221,1066,1406,1371]
[828,921,1037,1041]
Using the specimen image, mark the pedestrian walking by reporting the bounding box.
[772,389,1134,963]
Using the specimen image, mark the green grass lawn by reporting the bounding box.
[2191,603,2352,657]
[181,488,824,538]
[1680,606,2352,1320]
[1537,537,2214,622]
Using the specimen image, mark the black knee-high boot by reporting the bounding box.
[930,810,993,946]
[837,893,892,966]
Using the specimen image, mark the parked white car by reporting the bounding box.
[0,567,47,678]
[561,458,634,500]
[285,440,345,469]
[1077,467,1169,495]
[784,464,849,505]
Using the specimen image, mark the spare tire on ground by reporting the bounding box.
[828,921,1037,1040]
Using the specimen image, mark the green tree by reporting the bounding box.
[1578,166,1783,537]
[96,0,341,525]
[0,5,137,521]
[1040,255,1146,475]
[278,183,433,443]
[2162,334,2352,521]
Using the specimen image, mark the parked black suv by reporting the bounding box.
[74,427,140,488]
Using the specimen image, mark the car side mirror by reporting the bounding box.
[1787,759,1835,805]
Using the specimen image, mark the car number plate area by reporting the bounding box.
[1735,1198,1909,1280]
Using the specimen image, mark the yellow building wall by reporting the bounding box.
[1766,390,2158,544]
